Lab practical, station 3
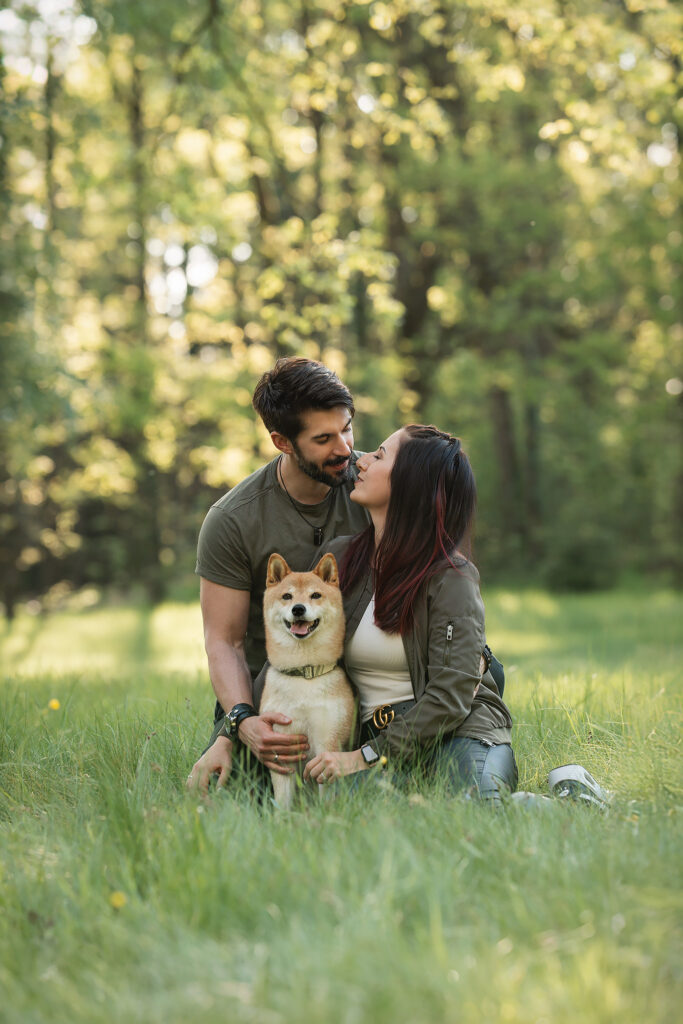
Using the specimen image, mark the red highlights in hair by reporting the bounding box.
[340,426,476,634]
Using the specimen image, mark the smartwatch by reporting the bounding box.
[223,703,257,740]
[360,743,380,766]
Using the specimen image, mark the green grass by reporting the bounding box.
[1,589,681,1024]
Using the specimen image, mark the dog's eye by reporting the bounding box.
[282,592,292,600]
[310,592,321,600]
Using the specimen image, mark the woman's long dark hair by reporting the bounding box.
[340,425,476,635]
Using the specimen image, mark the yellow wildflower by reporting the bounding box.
[109,891,127,910]
[48,699,60,711]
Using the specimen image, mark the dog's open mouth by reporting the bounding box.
[286,618,320,638]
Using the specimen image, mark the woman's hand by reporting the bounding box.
[303,749,369,785]
[186,736,233,796]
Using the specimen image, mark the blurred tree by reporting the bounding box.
[0,0,680,607]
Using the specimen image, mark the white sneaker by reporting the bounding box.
[547,764,610,810]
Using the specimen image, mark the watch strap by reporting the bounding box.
[227,702,257,738]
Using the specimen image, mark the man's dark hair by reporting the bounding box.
[252,357,355,439]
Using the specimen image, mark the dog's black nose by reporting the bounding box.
[291,604,306,618]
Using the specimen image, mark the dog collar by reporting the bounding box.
[279,663,339,679]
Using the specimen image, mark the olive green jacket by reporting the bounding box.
[253,536,513,759]
[323,536,513,759]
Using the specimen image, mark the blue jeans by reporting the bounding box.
[425,735,518,803]
[353,729,518,805]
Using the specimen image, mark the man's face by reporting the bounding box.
[290,406,355,487]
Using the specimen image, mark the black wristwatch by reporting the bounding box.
[222,703,257,740]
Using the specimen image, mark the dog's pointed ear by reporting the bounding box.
[314,552,339,587]
[266,553,290,587]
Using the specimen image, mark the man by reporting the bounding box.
[187,357,370,792]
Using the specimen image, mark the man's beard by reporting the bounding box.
[291,441,353,488]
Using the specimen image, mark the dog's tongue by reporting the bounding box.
[290,622,310,637]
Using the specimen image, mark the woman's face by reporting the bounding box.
[351,428,406,511]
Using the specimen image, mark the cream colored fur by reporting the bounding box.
[260,552,355,808]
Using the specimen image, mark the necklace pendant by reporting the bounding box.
[313,527,324,546]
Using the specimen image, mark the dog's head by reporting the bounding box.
[263,552,343,655]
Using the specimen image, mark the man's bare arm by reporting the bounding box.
[200,578,253,711]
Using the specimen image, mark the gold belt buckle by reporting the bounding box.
[372,704,395,730]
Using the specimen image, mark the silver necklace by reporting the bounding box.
[277,456,335,546]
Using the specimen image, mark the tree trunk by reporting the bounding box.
[45,46,58,234]
[673,392,683,586]
[524,400,542,558]
[128,58,163,603]
[490,385,525,543]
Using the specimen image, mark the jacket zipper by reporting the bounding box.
[444,621,454,665]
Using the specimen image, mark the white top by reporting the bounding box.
[344,596,414,722]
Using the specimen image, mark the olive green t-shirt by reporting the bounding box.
[195,454,370,678]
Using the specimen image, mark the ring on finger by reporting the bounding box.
[273,752,279,763]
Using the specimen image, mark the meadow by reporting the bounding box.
[1,588,681,1024]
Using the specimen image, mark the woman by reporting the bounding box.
[302,424,517,803]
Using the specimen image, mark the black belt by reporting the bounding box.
[361,699,416,740]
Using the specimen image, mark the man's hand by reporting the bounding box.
[238,713,309,775]
[303,749,368,785]
[186,736,233,796]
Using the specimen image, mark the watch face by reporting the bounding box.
[361,744,379,764]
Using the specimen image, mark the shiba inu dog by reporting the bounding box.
[260,552,355,808]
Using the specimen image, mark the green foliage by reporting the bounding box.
[0,0,681,607]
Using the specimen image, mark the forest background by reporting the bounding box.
[1,0,681,619]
